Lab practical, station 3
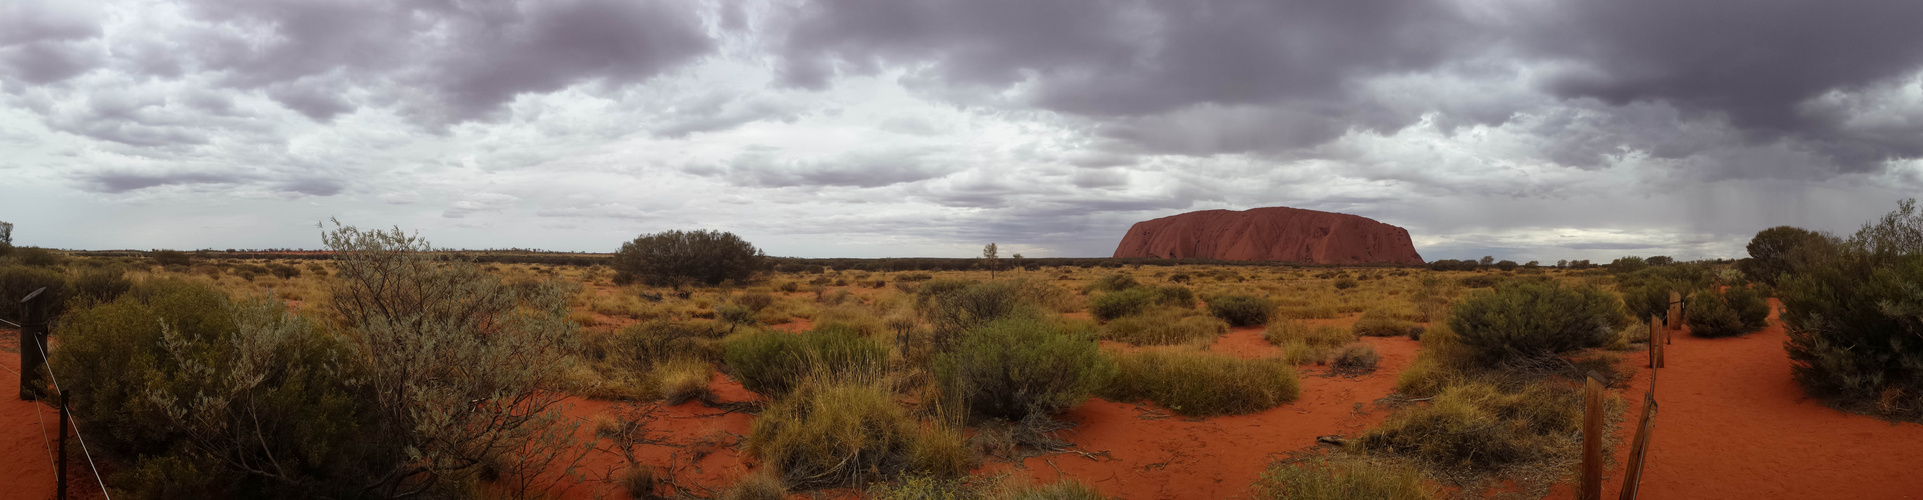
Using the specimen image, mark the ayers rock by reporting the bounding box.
[1111,207,1424,265]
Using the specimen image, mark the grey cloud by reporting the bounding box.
[0,40,102,83]
[80,169,249,193]
[715,148,958,188]
[1520,0,1923,171]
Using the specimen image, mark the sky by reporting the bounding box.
[2,0,1922,262]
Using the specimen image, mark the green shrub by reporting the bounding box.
[1740,226,1831,286]
[747,379,968,489]
[1688,286,1770,338]
[55,282,382,497]
[1152,284,1197,308]
[723,327,888,396]
[9,246,66,267]
[1779,200,1923,419]
[1091,287,1158,320]
[735,291,777,312]
[1618,279,1673,324]
[151,249,193,267]
[613,229,765,289]
[1446,280,1625,367]
[0,264,68,323]
[1334,277,1359,290]
[918,280,1036,339]
[1085,273,1139,293]
[68,265,132,306]
[1352,310,1417,337]
[898,272,935,282]
[1102,308,1227,345]
[1457,274,1502,288]
[1252,456,1431,500]
[1357,382,1584,471]
[1208,294,1274,327]
[1101,350,1300,416]
[937,315,1115,420]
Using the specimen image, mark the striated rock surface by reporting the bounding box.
[1111,207,1424,265]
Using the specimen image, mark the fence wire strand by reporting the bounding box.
[31,335,114,500]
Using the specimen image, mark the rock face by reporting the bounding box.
[1111,207,1424,265]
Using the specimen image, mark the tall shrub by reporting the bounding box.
[1687,286,1770,338]
[613,229,765,289]
[1780,200,1923,419]
[1447,280,1624,366]
[324,222,581,497]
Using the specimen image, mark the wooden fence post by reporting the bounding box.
[1667,290,1682,332]
[1619,390,1659,500]
[57,388,70,500]
[18,287,48,401]
[1581,372,1604,500]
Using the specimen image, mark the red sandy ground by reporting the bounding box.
[1555,300,1923,500]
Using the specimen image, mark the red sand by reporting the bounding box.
[988,335,1422,498]
[1559,301,1923,500]
[1112,207,1424,265]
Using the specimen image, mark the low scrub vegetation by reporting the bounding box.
[1207,294,1274,327]
[1352,309,1418,337]
[937,315,1116,421]
[1688,286,1770,338]
[722,326,888,396]
[1101,350,1300,416]
[746,378,970,490]
[1446,280,1625,367]
[1265,320,1354,365]
[1357,382,1586,472]
[1252,456,1431,500]
[1101,307,1227,345]
[1779,200,1923,420]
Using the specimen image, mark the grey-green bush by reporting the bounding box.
[1446,280,1625,366]
[937,315,1115,420]
[1208,294,1274,327]
[1688,286,1770,338]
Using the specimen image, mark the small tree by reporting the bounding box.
[982,243,1000,280]
[324,222,583,498]
[0,220,12,255]
[1479,256,1495,268]
[1739,226,1830,286]
[1495,260,1518,271]
[613,229,765,289]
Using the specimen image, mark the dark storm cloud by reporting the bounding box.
[779,0,1473,116]
[30,0,715,127]
[81,169,248,193]
[1521,0,1923,172]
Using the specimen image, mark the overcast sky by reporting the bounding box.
[3,0,1921,261]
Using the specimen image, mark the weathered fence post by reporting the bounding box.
[18,287,48,401]
[1667,290,1682,332]
[1582,371,1605,500]
[57,388,70,500]
[1619,390,1658,500]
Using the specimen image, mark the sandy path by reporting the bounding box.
[1625,301,1923,499]
[1,328,107,500]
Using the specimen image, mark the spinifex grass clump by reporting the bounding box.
[746,378,970,490]
[1208,294,1275,327]
[1356,381,1585,472]
[722,325,888,396]
[1266,319,1355,365]
[1101,307,1228,345]
[1090,284,1196,321]
[1251,456,1432,500]
[1101,350,1300,417]
[937,315,1116,421]
[1352,309,1418,337]
[1687,286,1770,338]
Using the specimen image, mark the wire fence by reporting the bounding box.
[12,291,114,500]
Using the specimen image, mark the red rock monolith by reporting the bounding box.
[1111,207,1423,265]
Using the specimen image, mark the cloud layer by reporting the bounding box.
[3,0,1921,261]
